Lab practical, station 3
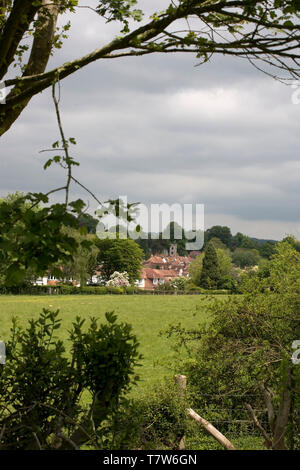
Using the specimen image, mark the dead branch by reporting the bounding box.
[245,403,272,449]
[187,408,236,450]
[260,383,275,434]
[174,374,236,450]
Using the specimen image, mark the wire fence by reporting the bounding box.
[179,387,299,447]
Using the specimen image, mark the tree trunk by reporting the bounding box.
[272,369,291,450]
[0,0,60,136]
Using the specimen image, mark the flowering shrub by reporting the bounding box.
[169,277,188,291]
[154,276,189,292]
[106,271,130,288]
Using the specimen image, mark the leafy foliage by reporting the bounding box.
[95,237,144,283]
[0,309,142,449]
[165,241,300,449]
[199,241,221,288]
[105,380,189,450]
[232,247,260,268]
[96,0,143,32]
[0,193,87,286]
[77,212,99,233]
[188,253,204,286]
[3,1,300,138]
[59,226,98,287]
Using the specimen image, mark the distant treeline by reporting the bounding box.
[78,213,280,259]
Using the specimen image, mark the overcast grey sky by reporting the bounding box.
[1,0,300,240]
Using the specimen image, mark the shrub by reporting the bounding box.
[0,309,141,450]
[106,286,124,295]
[124,286,138,295]
[165,241,300,450]
[186,286,204,294]
[106,380,189,450]
[95,286,108,295]
[59,284,79,294]
[201,288,230,295]
[106,271,130,288]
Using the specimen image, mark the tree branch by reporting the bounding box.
[2,1,300,136]
[0,0,39,79]
[52,79,72,205]
[245,403,272,449]
[1,0,60,135]
[260,383,276,434]
[187,407,236,450]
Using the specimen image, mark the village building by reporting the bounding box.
[34,245,198,290]
[137,268,179,290]
[137,246,194,290]
[34,267,79,287]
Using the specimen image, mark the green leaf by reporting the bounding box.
[43,159,53,170]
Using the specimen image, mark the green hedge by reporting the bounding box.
[0,285,52,295]
[0,285,231,295]
[0,284,140,295]
[202,289,230,295]
[185,286,204,293]
[59,285,108,295]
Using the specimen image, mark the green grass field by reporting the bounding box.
[0,294,215,396]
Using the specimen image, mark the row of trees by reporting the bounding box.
[0,191,144,287]
[189,234,300,292]
[42,234,144,287]
[0,192,290,291]
[79,213,278,260]
[187,227,291,290]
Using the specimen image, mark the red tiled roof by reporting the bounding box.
[144,255,192,266]
[141,268,178,279]
[144,255,166,264]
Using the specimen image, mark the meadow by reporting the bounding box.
[0,294,266,449]
[0,294,215,397]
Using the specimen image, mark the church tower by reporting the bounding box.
[169,244,177,257]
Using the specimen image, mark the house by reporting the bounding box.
[138,246,195,290]
[33,244,198,290]
[143,255,167,269]
[143,254,192,276]
[137,268,179,290]
[89,268,103,285]
[34,268,79,287]
[34,274,61,286]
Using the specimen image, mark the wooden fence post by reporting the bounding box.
[174,374,236,451]
[174,375,187,450]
